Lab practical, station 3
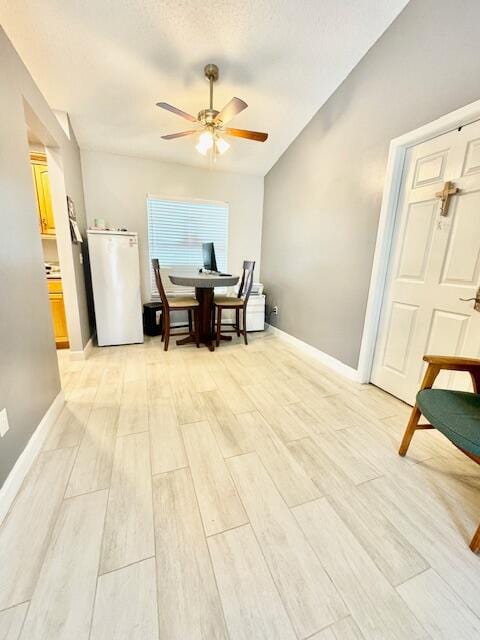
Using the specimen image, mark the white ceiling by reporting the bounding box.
[1,0,408,175]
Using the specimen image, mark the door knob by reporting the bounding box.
[459,286,480,311]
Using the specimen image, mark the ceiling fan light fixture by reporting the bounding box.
[158,63,268,159]
[196,129,214,155]
[215,136,230,155]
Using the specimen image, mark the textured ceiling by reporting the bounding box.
[1,0,408,175]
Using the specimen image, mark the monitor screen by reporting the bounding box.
[202,242,218,272]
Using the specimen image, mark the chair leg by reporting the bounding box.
[194,308,200,348]
[242,307,248,346]
[160,311,164,341]
[188,309,193,333]
[157,309,163,341]
[235,308,241,337]
[399,362,441,456]
[216,307,222,347]
[398,405,421,456]
[470,523,480,553]
[163,311,170,351]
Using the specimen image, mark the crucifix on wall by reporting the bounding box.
[435,180,459,216]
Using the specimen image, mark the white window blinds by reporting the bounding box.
[147,196,229,298]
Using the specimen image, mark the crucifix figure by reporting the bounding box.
[435,180,459,216]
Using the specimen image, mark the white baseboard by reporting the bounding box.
[267,324,361,382]
[0,390,65,526]
[69,336,93,361]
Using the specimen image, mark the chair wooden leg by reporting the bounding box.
[216,307,222,347]
[470,523,480,553]
[399,362,441,456]
[188,309,193,333]
[163,312,170,351]
[194,308,200,348]
[235,308,241,337]
[398,405,421,456]
[242,307,248,345]
[470,369,480,393]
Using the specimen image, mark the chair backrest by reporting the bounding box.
[238,260,255,304]
[151,259,169,308]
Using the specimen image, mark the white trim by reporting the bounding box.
[357,98,480,383]
[267,324,361,382]
[69,336,93,361]
[45,146,84,353]
[0,390,65,526]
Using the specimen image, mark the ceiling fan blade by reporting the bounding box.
[156,102,198,123]
[225,128,268,142]
[214,97,248,125]
[161,130,197,140]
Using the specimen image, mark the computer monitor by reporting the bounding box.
[202,242,218,272]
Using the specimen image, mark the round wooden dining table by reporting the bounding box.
[169,272,239,351]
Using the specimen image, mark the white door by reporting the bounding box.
[371,120,480,405]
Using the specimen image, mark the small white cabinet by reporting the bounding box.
[246,294,265,332]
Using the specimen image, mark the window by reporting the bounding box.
[147,196,229,298]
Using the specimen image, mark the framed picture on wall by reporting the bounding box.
[67,195,76,220]
[67,195,82,243]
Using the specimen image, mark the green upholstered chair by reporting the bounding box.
[399,355,480,553]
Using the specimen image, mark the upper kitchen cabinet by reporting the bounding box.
[31,152,56,236]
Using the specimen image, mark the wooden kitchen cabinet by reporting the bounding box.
[31,153,56,236]
[47,279,69,348]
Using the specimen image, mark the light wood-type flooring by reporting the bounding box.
[0,332,479,640]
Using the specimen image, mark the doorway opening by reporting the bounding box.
[358,98,480,400]
[28,138,70,349]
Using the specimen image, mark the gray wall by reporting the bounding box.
[81,150,264,303]
[0,27,90,486]
[261,0,480,368]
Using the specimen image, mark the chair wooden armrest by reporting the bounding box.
[421,355,480,393]
[423,355,480,370]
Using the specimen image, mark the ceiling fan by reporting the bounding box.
[156,63,268,157]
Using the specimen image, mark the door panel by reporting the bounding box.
[462,138,480,175]
[412,149,448,188]
[423,309,470,389]
[397,201,437,281]
[49,293,69,348]
[39,169,55,235]
[372,120,480,404]
[424,309,469,367]
[382,303,418,374]
[439,191,480,286]
[31,158,56,235]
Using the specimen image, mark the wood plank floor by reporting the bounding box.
[0,332,479,640]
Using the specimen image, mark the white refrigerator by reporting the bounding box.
[87,230,144,346]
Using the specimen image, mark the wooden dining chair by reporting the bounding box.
[214,260,255,346]
[399,354,480,552]
[151,259,199,351]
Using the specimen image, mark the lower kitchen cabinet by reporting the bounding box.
[48,279,69,349]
